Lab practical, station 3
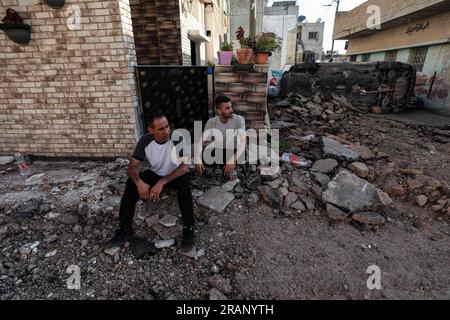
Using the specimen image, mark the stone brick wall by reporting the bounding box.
[214,65,269,130]
[0,0,139,157]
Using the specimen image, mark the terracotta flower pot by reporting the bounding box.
[218,51,233,65]
[0,23,31,44]
[236,48,253,64]
[254,52,270,65]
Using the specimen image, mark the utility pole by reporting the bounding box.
[324,0,340,62]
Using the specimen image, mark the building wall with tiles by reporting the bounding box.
[214,65,269,130]
[0,0,140,157]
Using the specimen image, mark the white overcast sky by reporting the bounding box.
[266,0,368,53]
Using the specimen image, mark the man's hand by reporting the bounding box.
[195,163,205,176]
[136,181,151,200]
[149,181,164,201]
[223,163,236,179]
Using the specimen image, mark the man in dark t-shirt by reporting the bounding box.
[107,114,195,251]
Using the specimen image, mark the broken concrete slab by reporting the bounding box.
[25,173,46,185]
[322,136,360,162]
[221,178,240,192]
[270,121,297,129]
[159,214,177,228]
[322,170,383,212]
[197,186,234,213]
[311,158,339,174]
[17,198,42,217]
[154,239,175,249]
[352,212,386,225]
[266,178,283,189]
[0,156,14,165]
[145,214,160,227]
[275,100,291,108]
[257,185,283,209]
[152,224,182,240]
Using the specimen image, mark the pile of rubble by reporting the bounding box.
[262,92,450,226]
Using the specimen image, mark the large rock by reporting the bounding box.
[17,198,42,217]
[257,185,283,209]
[197,187,234,213]
[321,137,360,162]
[288,173,311,195]
[322,170,384,212]
[311,172,331,190]
[311,158,338,174]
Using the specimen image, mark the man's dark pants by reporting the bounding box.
[118,170,194,230]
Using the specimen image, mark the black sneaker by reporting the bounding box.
[106,228,134,247]
[181,225,195,250]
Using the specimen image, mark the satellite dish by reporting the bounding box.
[298,15,306,22]
[316,18,322,24]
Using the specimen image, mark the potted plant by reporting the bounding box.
[254,32,281,65]
[44,0,66,9]
[0,8,31,45]
[235,26,255,64]
[218,41,233,65]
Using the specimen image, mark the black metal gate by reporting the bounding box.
[135,66,210,133]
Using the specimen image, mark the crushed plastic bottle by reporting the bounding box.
[281,152,312,167]
[15,153,30,176]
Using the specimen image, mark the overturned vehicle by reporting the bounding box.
[281,62,416,113]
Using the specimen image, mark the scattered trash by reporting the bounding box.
[281,153,312,167]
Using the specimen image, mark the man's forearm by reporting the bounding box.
[160,163,189,185]
[128,163,143,185]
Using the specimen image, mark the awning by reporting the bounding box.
[188,29,210,43]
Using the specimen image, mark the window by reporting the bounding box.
[408,46,428,72]
[308,32,318,40]
[385,50,398,62]
[361,53,370,62]
[350,55,357,62]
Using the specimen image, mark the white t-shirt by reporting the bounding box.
[132,132,186,177]
[203,114,246,150]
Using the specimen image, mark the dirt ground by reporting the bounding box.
[0,109,449,300]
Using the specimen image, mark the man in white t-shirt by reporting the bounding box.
[195,95,246,179]
[107,114,195,251]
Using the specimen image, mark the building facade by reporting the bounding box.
[286,21,324,64]
[262,1,298,70]
[229,0,265,44]
[333,0,450,114]
[0,0,229,157]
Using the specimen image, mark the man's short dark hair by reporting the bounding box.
[146,112,167,127]
[214,95,231,109]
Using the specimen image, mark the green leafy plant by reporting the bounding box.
[220,41,233,51]
[255,32,281,53]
